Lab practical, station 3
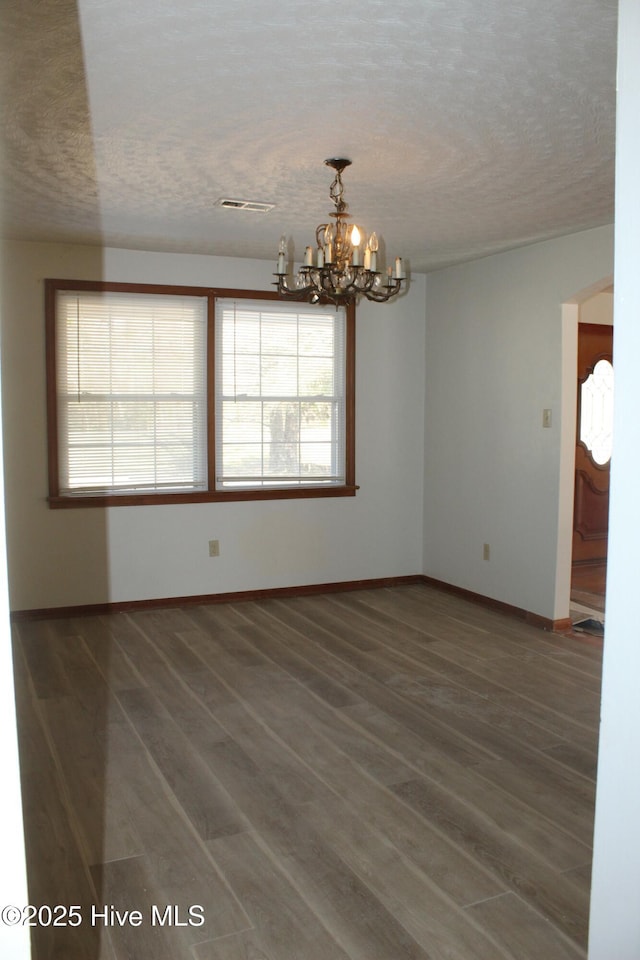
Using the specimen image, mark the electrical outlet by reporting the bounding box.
[483,543,490,561]
[208,539,220,557]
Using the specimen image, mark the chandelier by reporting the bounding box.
[274,158,405,306]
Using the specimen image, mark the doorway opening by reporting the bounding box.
[559,282,613,635]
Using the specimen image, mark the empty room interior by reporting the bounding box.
[1,1,640,959]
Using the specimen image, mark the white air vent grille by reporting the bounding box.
[216,198,275,213]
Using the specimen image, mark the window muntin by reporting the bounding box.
[46,281,355,506]
[215,299,346,489]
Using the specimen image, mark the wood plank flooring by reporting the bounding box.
[12,584,602,960]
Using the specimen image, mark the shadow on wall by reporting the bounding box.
[1,2,112,957]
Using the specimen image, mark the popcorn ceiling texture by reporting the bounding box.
[0,0,616,272]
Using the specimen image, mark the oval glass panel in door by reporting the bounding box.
[580,358,614,465]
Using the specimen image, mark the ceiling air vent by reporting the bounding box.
[216,198,275,213]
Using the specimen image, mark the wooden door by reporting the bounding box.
[572,323,613,564]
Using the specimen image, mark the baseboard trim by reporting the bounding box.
[10,574,573,634]
[9,575,424,622]
[419,575,572,634]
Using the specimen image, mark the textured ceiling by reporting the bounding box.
[0,0,617,274]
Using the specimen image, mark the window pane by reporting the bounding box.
[300,402,333,440]
[261,356,298,396]
[222,443,264,479]
[221,355,259,396]
[299,356,334,394]
[263,402,300,475]
[299,317,334,356]
[261,316,297,355]
[222,314,260,354]
[300,442,335,476]
[222,401,263,443]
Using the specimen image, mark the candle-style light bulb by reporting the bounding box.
[277,236,286,275]
[368,232,378,271]
[351,225,361,266]
[324,224,334,263]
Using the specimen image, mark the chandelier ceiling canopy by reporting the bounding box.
[274,159,406,306]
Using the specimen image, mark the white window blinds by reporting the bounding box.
[56,290,208,496]
[215,299,346,489]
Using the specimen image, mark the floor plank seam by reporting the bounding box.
[462,891,514,909]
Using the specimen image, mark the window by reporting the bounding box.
[579,358,614,466]
[215,298,347,490]
[51,286,208,497]
[46,280,355,506]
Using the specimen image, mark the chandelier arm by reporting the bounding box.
[315,223,329,248]
[363,281,403,303]
[273,274,320,302]
[275,275,347,307]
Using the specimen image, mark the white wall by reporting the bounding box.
[1,241,426,611]
[423,225,613,621]
[589,0,640,954]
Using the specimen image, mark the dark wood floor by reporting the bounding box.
[12,584,602,960]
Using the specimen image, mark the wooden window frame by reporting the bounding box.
[45,279,357,508]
